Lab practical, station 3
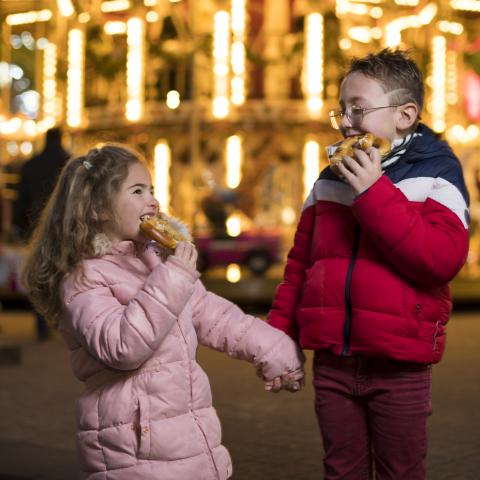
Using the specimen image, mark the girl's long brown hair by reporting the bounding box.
[22,144,145,327]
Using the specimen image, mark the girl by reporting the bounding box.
[22,144,304,480]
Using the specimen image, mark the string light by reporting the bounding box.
[230,0,246,106]
[100,1,131,13]
[303,13,324,117]
[6,10,52,26]
[42,42,58,124]
[154,141,171,213]
[56,0,75,17]
[303,140,320,199]
[66,29,85,128]
[450,0,480,12]
[212,11,230,118]
[225,135,242,188]
[126,17,145,121]
[430,35,447,133]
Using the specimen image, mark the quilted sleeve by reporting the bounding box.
[191,282,304,380]
[63,257,198,370]
[352,173,469,287]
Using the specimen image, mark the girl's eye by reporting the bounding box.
[133,188,143,195]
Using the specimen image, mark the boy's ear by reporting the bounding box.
[396,102,418,131]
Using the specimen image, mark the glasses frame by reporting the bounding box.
[328,104,400,130]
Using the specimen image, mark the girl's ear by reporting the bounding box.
[92,209,108,222]
[396,102,418,131]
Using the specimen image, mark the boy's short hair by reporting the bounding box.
[347,48,424,115]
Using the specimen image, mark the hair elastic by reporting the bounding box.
[83,160,93,170]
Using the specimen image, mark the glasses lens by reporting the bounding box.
[348,106,364,121]
[329,110,341,130]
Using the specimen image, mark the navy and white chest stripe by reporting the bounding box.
[304,175,469,229]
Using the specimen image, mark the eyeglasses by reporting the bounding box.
[328,105,400,130]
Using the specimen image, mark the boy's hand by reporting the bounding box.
[337,146,382,196]
[265,368,305,393]
[173,241,198,270]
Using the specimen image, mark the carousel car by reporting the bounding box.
[194,229,282,275]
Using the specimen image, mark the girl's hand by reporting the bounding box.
[174,241,198,270]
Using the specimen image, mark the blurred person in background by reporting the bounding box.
[13,127,70,340]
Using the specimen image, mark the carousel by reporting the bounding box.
[0,0,479,296]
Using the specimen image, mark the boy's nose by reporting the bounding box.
[340,112,353,129]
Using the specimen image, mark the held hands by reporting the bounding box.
[336,146,382,196]
[262,367,305,393]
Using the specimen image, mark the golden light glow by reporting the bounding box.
[281,206,297,225]
[303,140,320,199]
[446,50,458,105]
[226,135,242,189]
[154,141,171,213]
[230,0,246,106]
[144,0,157,5]
[57,0,75,17]
[226,264,241,283]
[101,1,131,13]
[212,11,231,118]
[437,21,464,35]
[450,0,480,11]
[42,43,58,125]
[6,9,52,26]
[430,35,447,133]
[104,21,127,35]
[348,26,375,43]
[226,215,242,237]
[146,11,159,22]
[447,124,480,143]
[126,17,145,122]
[384,3,438,47]
[336,0,368,15]
[166,90,181,109]
[394,0,419,5]
[339,38,353,50]
[67,29,85,128]
[78,12,90,23]
[303,13,324,117]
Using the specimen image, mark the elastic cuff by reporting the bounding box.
[166,255,200,282]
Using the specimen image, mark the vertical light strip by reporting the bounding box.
[42,42,57,126]
[430,35,447,132]
[303,140,320,199]
[446,50,458,105]
[226,135,242,188]
[303,13,324,116]
[126,17,145,122]
[154,140,171,213]
[66,28,85,127]
[212,11,230,118]
[230,0,246,106]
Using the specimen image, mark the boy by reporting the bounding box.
[268,49,469,479]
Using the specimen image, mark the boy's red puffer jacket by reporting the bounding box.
[268,124,469,364]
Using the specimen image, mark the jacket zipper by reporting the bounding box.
[433,320,440,351]
[342,225,361,356]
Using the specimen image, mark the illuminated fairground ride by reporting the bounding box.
[0,0,479,280]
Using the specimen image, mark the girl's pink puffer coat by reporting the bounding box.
[60,241,303,480]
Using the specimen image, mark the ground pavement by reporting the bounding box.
[0,309,479,479]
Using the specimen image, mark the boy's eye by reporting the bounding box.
[350,105,365,116]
